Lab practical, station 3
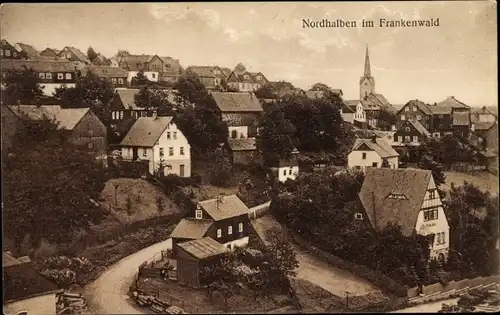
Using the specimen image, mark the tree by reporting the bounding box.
[310,82,331,92]
[418,154,446,186]
[234,62,246,74]
[1,66,45,105]
[381,158,390,168]
[116,50,129,58]
[258,104,297,167]
[133,87,175,115]
[209,148,233,186]
[254,83,277,99]
[87,46,98,62]
[377,108,397,131]
[53,72,114,126]
[131,70,151,87]
[3,117,107,249]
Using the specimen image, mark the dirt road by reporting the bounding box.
[83,238,172,314]
[251,214,380,297]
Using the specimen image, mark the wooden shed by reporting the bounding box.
[176,237,229,288]
[227,138,259,166]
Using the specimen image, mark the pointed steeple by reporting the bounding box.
[364,45,371,77]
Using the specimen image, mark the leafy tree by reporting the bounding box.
[53,72,114,125]
[133,87,175,116]
[377,108,397,131]
[257,104,297,166]
[116,50,129,58]
[1,66,45,105]
[234,62,246,74]
[131,70,150,86]
[87,46,98,61]
[418,154,446,186]
[3,117,107,249]
[209,148,233,186]
[254,83,277,99]
[310,82,331,92]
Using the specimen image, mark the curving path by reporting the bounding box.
[83,238,172,314]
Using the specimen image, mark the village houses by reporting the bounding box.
[83,66,128,87]
[348,136,399,170]
[268,147,300,182]
[1,39,20,59]
[186,65,231,90]
[4,105,108,165]
[3,252,61,315]
[357,168,450,262]
[118,54,184,84]
[120,115,191,177]
[226,70,269,92]
[394,119,431,146]
[14,43,38,59]
[39,48,61,59]
[57,46,91,64]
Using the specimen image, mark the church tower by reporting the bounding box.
[359,45,375,100]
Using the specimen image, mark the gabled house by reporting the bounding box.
[358,168,450,261]
[268,148,300,182]
[170,194,251,254]
[83,66,128,87]
[14,43,38,59]
[396,99,434,131]
[1,59,85,96]
[3,252,62,315]
[394,119,431,146]
[347,136,399,170]
[6,105,108,164]
[227,138,258,166]
[210,91,263,139]
[471,106,497,124]
[226,71,269,92]
[1,39,20,59]
[118,54,162,82]
[159,56,184,83]
[91,53,110,66]
[57,46,91,64]
[186,65,229,89]
[344,99,367,125]
[120,115,191,177]
[39,48,61,58]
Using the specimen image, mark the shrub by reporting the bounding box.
[33,238,60,259]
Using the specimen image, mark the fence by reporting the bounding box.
[288,228,409,298]
[138,250,170,278]
[248,200,271,220]
[407,274,500,299]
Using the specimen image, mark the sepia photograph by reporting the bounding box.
[1,1,498,314]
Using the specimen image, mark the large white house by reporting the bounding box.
[358,168,450,261]
[347,136,399,170]
[120,115,191,177]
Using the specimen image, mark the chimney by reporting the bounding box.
[371,135,377,143]
[152,110,158,120]
[434,102,437,106]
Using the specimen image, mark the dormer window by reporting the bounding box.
[387,192,408,200]
[354,213,363,220]
[195,209,203,219]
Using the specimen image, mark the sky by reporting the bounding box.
[0,1,497,106]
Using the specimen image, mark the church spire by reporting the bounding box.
[364,45,371,77]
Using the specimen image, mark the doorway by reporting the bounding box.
[179,164,185,177]
[132,148,138,160]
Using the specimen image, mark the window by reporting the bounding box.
[416,115,422,120]
[228,225,233,235]
[195,210,202,219]
[180,147,184,155]
[289,169,292,175]
[159,148,164,156]
[120,111,124,119]
[238,223,243,232]
[283,169,287,176]
[169,147,173,156]
[217,229,222,238]
[46,73,52,79]
[88,142,94,150]
[413,106,417,111]
[118,78,124,84]
[39,73,45,79]
[5,49,11,57]
[0,49,3,56]
[112,111,116,120]
[413,136,418,142]
[173,132,177,140]
[167,132,171,140]
[404,136,411,142]
[152,73,156,79]
[66,73,72,80]
[143,148,148,157]
[372,162,378,167]
[57,73,64,80]
[141,111,147,117]
[405,107,409,112]
[424,208,438,221]
[111,78,117,84]
[398,136,403,143]
[405,127,410,132]
[354,213,363,220]
[362,153,367,160]
[66,52,71,59]
[231,130,237,138]
[436,232,446,245]
[429,189,436,199]
[401,115,406,120]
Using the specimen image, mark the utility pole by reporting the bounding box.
[345,291,350,308]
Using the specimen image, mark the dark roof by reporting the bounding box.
[400,99,433,115]
[1,59,85,72]
[228,138,257,151]
[359,168,433,236]
[120,55,153,71]
[219,67,232,77]
[474,122,496,131]
[437,96,470,109]
[351,138,399,158]
[8,105,90,130]
[365,93,397,114]
[406,120,431,137]
[16,43,38,57]
[170,218,213,239]
[4,261,59,302]
[471,106,497,117]
[452,111,471,126]
[113,88,183,110]
[177,237,228,260]
[120,116,173,147]
[227,71,267,84]
[3,252,23,267]
[60,46,91,64]
[84,66,128,78]
[197,194,249,221]
[211,92,263,112]
[187,66,216,78]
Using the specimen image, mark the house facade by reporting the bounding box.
[226,71,269,92]
[1,59,85,96]
[394,119,431,146]
[7,105,108,164]
[347,136,399,170]
[118,54,183,84]
[345,100,367,124]
[83,66,128,87]
[186,66,229,89]
[1,39,20,59]
[471,106,497,123]
[358,168,450,261]
[227,138,258,165]
[268,149,300,182]
[120,116,191,177]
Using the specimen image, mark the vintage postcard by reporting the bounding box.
[1,1,498,314]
